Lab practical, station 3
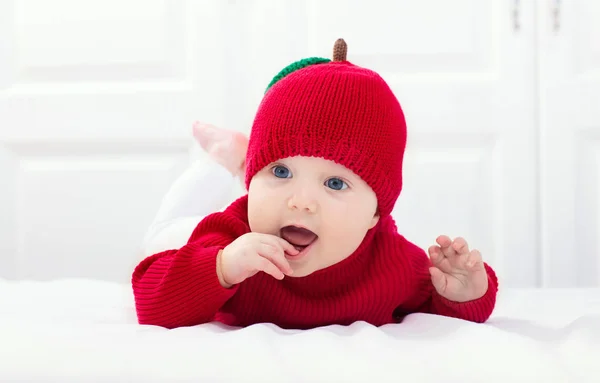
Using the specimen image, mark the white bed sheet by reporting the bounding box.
[0,278,599,383]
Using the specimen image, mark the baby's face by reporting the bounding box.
[247,155,379,277]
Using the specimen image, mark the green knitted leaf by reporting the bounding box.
[265,57,330,93]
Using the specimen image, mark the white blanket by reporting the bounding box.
[0,278,599,382]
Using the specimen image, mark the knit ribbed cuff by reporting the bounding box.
[178,242,240,300]
[133,243,239,328]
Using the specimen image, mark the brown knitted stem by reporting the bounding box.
[332,38,347,61]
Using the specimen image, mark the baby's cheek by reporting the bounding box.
[326,225,353,248]
[332,220,369,250]
[248,197,280,233]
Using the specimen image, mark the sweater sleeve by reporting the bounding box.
[400,239,499,323]
[131,196,250,328]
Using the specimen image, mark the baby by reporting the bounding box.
[132,39,498,329]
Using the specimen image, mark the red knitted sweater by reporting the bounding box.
[132,195,498,329]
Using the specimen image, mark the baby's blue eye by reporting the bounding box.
[326,178,347,190]
[272,165,291,178]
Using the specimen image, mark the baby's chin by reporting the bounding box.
[285,254,340,278]
[286,264,318,278]
[283,254,317,278]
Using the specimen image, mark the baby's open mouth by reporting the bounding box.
[280,225,318,252]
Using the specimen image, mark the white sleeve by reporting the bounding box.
[141,158,246,257]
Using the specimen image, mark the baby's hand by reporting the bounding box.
[217,233,298,288]
[427,235,488,302]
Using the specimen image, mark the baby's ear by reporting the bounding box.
[369,212,380,229]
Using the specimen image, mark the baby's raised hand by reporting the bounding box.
[217,233,297,288]
[427,235,488,302]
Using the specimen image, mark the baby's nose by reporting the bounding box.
[287,191,318,213]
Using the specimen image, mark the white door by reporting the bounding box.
[231,0,539,286]
[0,1,230,282]
[0,0,541,287]
[539,0,600,287]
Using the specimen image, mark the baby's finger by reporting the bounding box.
[465,249,483,269]
[253,256,285,280]
[436,235,456,257]
[436,235,452,248]
[271,236,300,256]
[257,243,293,275]
[428,245,444,266]
[452,237,470,255]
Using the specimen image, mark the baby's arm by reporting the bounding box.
[132,200,249,328]
[399,239,498,323]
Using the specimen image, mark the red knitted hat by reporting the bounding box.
[244,39,407,218]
